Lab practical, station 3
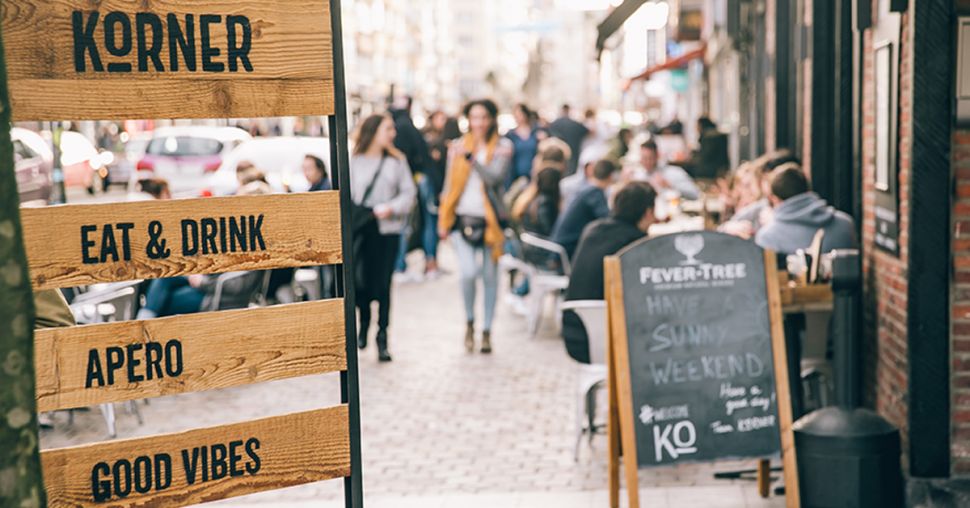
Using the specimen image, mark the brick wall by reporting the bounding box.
[951,128,970,474]
[860,10,911,460]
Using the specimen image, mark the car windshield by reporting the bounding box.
[147,136,223,157]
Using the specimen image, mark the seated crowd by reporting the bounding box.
[499,138,857,364]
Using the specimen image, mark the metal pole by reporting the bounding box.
[327,0,363,506]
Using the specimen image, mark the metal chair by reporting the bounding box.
[67,281,144,437]
[519,232,571,336]
[203,271,264,311]
[561,299,608,461]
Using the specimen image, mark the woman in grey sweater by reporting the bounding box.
[351,114,417,362]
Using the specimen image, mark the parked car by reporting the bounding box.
[105,133,151,191]
[59,131,114,194]
[12,127,53,205]
[137,126,251,197]
[204,136,332,196]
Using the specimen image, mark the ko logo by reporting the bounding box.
[653,420,698,462]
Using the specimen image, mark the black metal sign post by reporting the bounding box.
[328,0,364,505]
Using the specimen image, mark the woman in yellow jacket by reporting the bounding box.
[438,99,512,354]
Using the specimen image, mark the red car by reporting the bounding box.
[12,127,53,205]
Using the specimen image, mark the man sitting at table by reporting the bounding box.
[755,165,856,255]
[562,181,657,363]
[550,159,619,259]
[635,139,700,200]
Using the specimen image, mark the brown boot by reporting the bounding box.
[464,321,475,353]
[480,330,492,354]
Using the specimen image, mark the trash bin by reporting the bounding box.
[793,407,903,507]
[792,250,903,507]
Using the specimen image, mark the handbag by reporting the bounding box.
[458,215,486,246]
[351,157,386,234]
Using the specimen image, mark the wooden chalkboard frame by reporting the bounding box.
[605,248,800,508]
[0,0,363,506]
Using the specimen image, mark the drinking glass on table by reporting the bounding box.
[787,249,809,285]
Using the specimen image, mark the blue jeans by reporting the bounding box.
[451,232,498,330]
[419,176,439,261]
[144,277,205,316]
[394,216,412,273]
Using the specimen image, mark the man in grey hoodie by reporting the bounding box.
[755,166,856,255]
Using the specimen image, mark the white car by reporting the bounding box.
[204,136,333,196]
[138,126,251,197]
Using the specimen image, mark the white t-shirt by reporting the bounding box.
[455,148,489,217]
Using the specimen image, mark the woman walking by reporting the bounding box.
[505,103,541,188]
[351,114,417,362]
[438,99,512,353]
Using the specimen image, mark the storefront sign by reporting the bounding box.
[2,0,335,120]
[20,192,342,290]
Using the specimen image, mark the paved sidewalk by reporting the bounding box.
[221,487,781,507]
[41,245,786,507]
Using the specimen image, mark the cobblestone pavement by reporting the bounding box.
[40,246,785,507]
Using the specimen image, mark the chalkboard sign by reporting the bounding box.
[606,231,799,508]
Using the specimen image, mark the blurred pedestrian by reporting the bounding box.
[560,145,607,210]
[606,128,633,163]
[438,99,512,354]
[506,103,541,187]
[351,114,417,362]
[637,139,700,200]
[513,166,561,237]
[418,110,454,278]
[304,154,331,191]
[129,178,171,201]
[504,138,569,214]
[550,159,618,259]
[548,104,589,175]
[689,116,730,179]
[390,96,433,280]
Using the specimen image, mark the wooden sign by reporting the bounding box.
[2,0,335,120]
[34,300,346,412]
[2,0,363,505]
[21,192,342,290]
[42,407,350,506]
[605,231,799,507]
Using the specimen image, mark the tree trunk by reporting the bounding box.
[0,19,47,508]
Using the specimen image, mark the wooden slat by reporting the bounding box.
[9,79,333,121]
[606,258,621,508]
[35,300,346,412]
[3,0,334,120]
[605,256,641,508]
[42,407,350,506]
[22,192,342,289]
[763,251,800,507]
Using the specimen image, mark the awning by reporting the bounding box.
[596,0,647,58]
[621,43,707,90]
